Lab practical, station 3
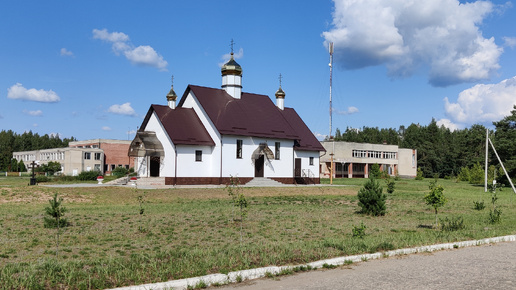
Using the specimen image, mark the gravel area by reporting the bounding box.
[219,241,516,290]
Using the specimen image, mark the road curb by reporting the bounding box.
[111,234,516,290]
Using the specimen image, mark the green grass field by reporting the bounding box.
[0,177,514,289]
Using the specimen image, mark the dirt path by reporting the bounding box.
[219,241,516,289]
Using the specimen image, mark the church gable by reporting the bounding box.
[140,104,214,146]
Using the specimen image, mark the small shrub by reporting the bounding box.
[440,216,465,231]
[112,166,129,177]
[357,177,386,216]
[473,201,485,211]
[457,166,470,182]
[488,208,502,224]
[386,179,395,194]
[370,163,381,179]
[36,175,50,183]
[322,263,337,269]
[415,167,424,180]
[488,192,502,224]
[352,222,366,238]
[77,170,101,181]
[424,182,446,225]
[44,193,68,257]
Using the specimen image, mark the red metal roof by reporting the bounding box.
[182,85,300,140]
[140,105,215,146]
[281,108,326,152]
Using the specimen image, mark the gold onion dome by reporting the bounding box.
[275,86,285,99]
[221,53,242,76]
[166,85,177,101]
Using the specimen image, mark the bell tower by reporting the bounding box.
[221,40,242,99]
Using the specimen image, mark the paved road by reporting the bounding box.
[219,241,516,290]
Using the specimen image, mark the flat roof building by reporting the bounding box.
[13,147,104,176]
[320,141,417,179]
[69,139,133,174]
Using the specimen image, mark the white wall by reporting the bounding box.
[176,145,214,177]
[181,91,222,176]
[140,112,177,177]
[398,148,417,177]
[221,135,294,178]
[295,150,320,177]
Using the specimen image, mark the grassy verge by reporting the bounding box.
[0,178,514,288]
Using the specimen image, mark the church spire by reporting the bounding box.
[275,73,285,110]
[221,39,243,99]
[166,75,177,109]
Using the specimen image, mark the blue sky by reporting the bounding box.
[1,0,516,141]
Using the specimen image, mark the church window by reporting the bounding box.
[275,142,280,160]
[309,157,314,166]
[236,140,243,159]
[195,150,202,162]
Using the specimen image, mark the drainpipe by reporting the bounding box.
[174,145,178,185]
[220,137,223,185]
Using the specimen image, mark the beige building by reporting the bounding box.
[320,141,417,178]
[13,147,104,176]
[69,139,133,174]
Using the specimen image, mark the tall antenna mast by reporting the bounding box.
[329,42,334,139]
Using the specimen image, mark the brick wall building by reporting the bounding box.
[69,139,133,174]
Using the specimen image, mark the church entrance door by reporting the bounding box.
[294,158,302,177]
[150,156,160,177]
[255,155,264,177]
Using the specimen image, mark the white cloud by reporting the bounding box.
[33,123,38,127]
[7,83,60,102]
[102,126,112,131]
[93,28,129,43]
[107,102,137,117]
[60,48,74,57]
[436,119,461,131]
[23,109,43,117]
[93,28,168,71]
[314,132,327,140]
[124,45,168,71]
[503,36,516,48]
[444,76,516,125]
[323,0,503,87]
[335,106,359,115]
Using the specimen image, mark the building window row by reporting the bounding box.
[352,150,397,159]
[40,152,65,161]
[15,154,36,162]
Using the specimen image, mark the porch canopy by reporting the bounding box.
[251,143,274,160]
[128,131,164,157]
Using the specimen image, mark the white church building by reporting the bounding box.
[129,50,325,185]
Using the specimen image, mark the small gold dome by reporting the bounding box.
[275,87,285,99]
[221,53,242,76]
[166,86,177,101]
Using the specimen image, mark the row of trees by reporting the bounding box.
[0,130,76,171]
[332,106,516,182]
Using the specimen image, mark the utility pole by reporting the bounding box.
[329,42,334,185]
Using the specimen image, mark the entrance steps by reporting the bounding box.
[105,176,128,185]
[133,177,165,186]
[244,177,284,187]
